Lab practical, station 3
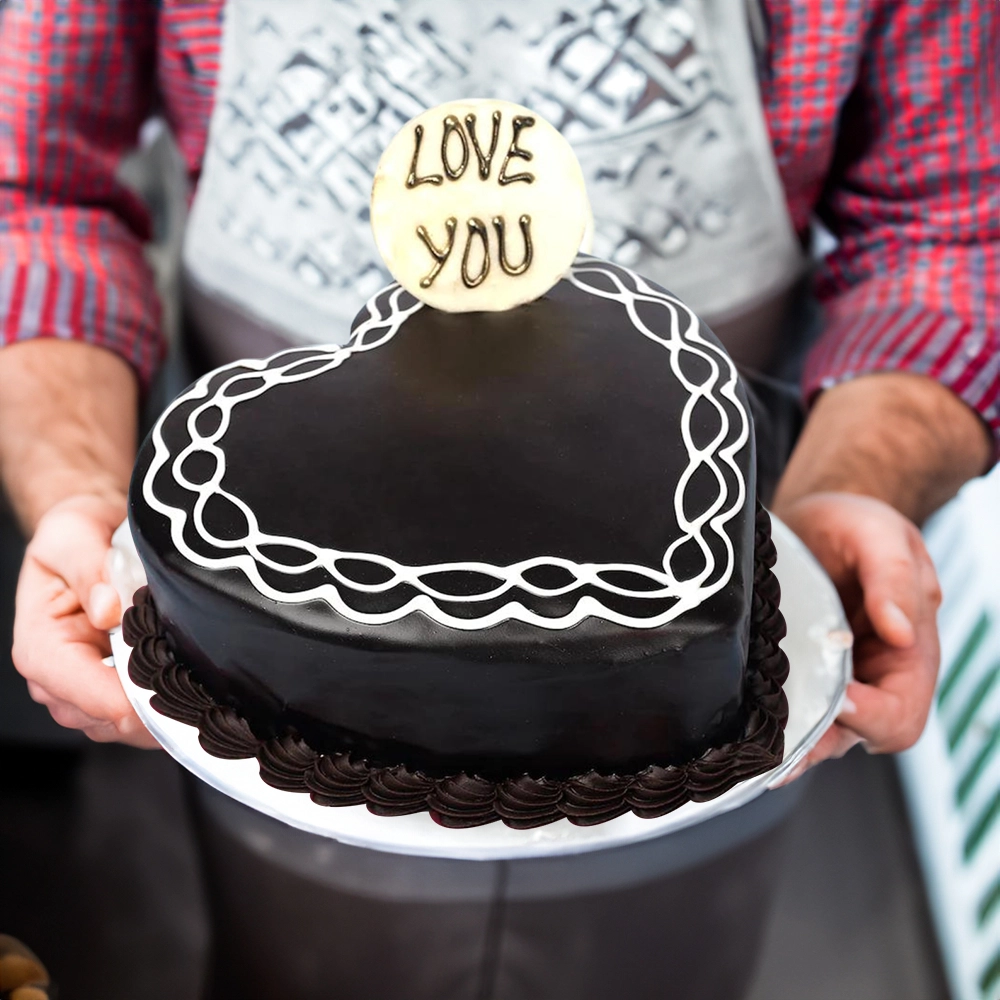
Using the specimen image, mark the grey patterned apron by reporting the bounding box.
[181,4,808,997]
[183,0,805,368]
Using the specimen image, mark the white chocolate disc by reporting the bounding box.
[371,99,591,313]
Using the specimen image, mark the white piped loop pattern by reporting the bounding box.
[143,260,749,630]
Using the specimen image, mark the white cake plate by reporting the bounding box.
[108,516,851,860]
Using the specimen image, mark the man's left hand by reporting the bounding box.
[775,492,942,777]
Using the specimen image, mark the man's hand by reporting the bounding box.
[777,493,941,773]
[12,493,157,747]
[0,339,155,746]
[773,372,989,778]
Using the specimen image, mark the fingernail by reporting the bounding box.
[840,694,858,715]
[884,601,915,643]
[89,583,120,625]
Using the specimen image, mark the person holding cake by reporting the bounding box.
[1,1,996,998]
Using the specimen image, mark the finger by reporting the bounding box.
[774,721,860,788]
[30,646,132,724]
[27,508,121,629]
[88,582,123,632]
[806,724,864,767]
[16,554,113,653]
[25,682,103,728]
[115,722,161,750]
[774,729,863,786]
[853,526,920,649]
[14,533,156,749]
[26,680,52,705]
[29,673,160,748]
[836,673,935,754]
[29,683,120,734]
[34,685,160,748]
[774,756,811,788]
[83,717,162,749]
[13,595,135,726]
[44,695,107,733]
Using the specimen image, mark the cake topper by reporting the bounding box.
[371,99,591,313]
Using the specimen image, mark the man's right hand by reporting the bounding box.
[12,493,158,748]
[0,338,151,745]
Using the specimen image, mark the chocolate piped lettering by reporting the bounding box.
[409,113,536,189]
[441,115,470,181]
[416,218,457,288]
[401,109,546,295]
[494,215,533,276]
[465,111,502,181]
[461,218,491,288]
[498,116,536,186]
[417,214,535,288]
[407,125,443,189]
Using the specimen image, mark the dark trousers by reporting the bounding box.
[193,779,803,1000]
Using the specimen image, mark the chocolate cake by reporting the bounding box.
[125,255,788,828]
[123,99,787,829]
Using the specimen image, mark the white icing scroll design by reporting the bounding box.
[143,260,749,630]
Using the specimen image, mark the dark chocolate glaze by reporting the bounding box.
[128,259,759,781]
[122,506,788,829]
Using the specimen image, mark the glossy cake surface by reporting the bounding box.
[129,258,760,783]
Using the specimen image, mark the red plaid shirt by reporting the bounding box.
[1,1,998,443]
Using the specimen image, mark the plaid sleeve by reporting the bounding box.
[0,0,164,389]
[803,1,1000,447]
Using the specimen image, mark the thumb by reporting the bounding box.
[88,580,123,631]
[27,497,125,629]
[853,522,919,649]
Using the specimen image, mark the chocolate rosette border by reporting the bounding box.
[123,505,789,830]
